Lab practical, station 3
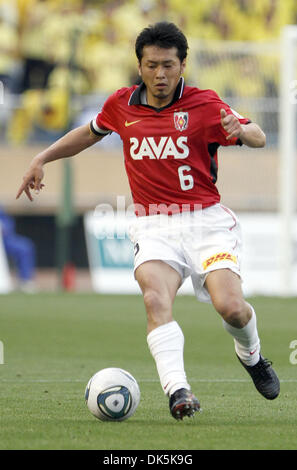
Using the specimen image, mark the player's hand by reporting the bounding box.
[220,108,243,141]
[16,160,45,201]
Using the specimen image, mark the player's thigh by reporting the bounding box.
[205,268,245,315]
[135,260,181,307]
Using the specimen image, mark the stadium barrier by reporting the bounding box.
[84,211,297,297]
[0,225,13,294]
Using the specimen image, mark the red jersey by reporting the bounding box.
[91,78,250,215]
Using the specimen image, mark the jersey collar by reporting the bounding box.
[128,77,185,112]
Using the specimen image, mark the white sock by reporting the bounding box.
[222,304,260,366]
[147,320,191,396]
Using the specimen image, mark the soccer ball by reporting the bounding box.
[85,367,140,422]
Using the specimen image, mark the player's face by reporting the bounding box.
[138,45,186,108]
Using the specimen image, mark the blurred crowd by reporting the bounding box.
[0,0,296,143]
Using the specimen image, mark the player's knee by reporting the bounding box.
[143,288,172,327]
[143,288,169,313]
[215,297,248,328]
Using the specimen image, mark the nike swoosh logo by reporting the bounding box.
[125,120,141,127]
[164,382,170,391]
[250,349,257,355]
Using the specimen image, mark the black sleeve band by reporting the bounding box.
[89,120,111,136]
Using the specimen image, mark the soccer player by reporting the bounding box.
[16,22,280,420]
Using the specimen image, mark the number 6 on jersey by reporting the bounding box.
[178,165,194,191]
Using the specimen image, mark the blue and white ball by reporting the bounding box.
[85,368,140,421]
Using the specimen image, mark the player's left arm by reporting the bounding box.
[220,109,266,148]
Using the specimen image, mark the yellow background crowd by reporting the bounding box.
[0,0,295,141]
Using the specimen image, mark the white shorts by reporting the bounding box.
[128,203,242,303]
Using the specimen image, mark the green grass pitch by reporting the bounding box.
[0,293,296,450]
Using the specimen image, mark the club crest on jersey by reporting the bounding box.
[174,112,188,132]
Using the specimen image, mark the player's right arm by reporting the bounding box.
[16,123,104,201]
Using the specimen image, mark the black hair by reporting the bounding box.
[135,21,188,63]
